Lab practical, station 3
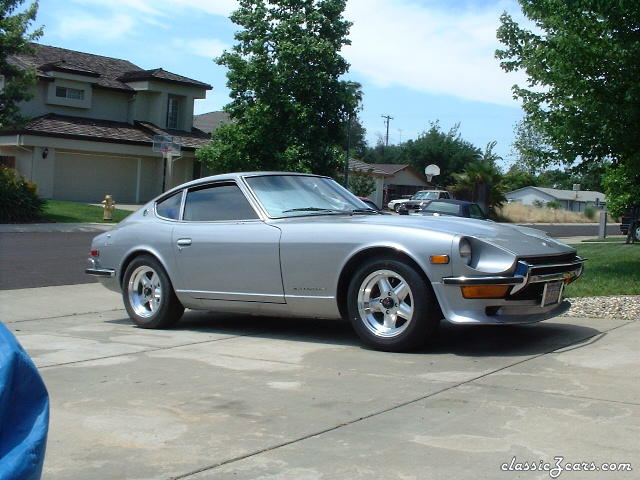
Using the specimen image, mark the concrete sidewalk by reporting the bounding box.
[2,283,638,479]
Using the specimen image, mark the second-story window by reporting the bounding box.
[167,96,179,129]
[56,86,85,100]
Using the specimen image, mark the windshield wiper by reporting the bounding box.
[350,208,379,214]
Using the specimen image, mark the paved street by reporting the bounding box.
[0,232,97,290]
[1,284,638,479]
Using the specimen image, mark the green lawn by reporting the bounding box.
[582,236,627,243]
[42,200,132,223]
[564,242,640,297]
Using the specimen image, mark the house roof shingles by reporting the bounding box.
[9,43,212,91]
[348,159,390,176]
[18,114,210,151]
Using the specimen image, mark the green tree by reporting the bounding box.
[496,1,640,210]
[511,120,557,175]
[0,0,42,129]
[450,160,506,215]
[501,164,538,192]
[602,163,638,218]
[347,170,375,197]
[197,0,356,176]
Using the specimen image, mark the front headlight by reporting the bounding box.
[459,237,472,265]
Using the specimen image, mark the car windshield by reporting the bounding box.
[412,191,440,200]
[468,204,487,219]
[245,175,369,218]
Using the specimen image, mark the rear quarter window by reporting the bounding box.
[156,191,182,220]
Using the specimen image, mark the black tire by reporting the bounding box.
[346,258,440,352]
[633,223,640,243]
[122,255,184,328]
[394,204,402,213]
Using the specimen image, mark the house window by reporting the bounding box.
[0,156,16,169]
[167,96,179,129]
[56,86,85,100]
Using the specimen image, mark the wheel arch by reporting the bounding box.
[119,247,172,288]
[336,246,437,320]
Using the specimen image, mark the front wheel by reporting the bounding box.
[394,204,402,213]
[347,258,440,351]
[122,255,184,328]
[633,223,640,243]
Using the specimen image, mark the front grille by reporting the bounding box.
[518,252,578,266]
[508,283,544,302]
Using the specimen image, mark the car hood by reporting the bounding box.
[275,214,574,256]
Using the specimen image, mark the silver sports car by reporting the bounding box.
[87,172,585,351]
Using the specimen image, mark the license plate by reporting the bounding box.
[542,281,564,307]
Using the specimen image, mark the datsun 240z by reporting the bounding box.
[87,172,585,352]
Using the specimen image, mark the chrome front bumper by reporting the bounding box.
[442,256,585,292]
[436,255,586,325]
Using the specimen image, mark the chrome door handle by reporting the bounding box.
[176,238,192,247]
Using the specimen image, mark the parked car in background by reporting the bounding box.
[388,190,451,213]
[87,172,585,352]
[400,199,488,220]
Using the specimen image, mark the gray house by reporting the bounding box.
[506,186,606,212]
[0,44,212,203]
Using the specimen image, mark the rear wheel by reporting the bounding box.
[347,258,440,351]
[122,255,184,328]
[634,223,640,242]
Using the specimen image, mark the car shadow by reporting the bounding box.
[108,310,605,358]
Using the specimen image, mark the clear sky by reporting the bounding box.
[33,0,529,168]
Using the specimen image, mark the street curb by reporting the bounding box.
[0,223,115,233]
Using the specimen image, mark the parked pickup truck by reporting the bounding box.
[620,205,640,242]
[387,190,451,213]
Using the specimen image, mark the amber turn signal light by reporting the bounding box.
[460,285,510,299]
[430,255,449,264]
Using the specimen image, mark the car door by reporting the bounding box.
[172,181,285,303]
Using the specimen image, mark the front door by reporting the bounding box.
[172,181,284,303]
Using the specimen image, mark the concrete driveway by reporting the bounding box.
[1,285,638,480]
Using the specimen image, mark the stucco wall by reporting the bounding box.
[20,80,132,122]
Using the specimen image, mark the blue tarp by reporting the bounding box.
[0,323,49,480]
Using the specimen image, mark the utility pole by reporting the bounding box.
[381,114,393,147]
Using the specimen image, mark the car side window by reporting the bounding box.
[156,191,182,220]
[183,183,258,222]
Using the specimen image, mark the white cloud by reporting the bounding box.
[344,0,526,106]
[168,0,238,17]
[173,38,230,59]
[54,13,135,40]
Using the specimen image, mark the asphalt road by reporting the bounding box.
[0,232,97,290]
[0,222,623,291]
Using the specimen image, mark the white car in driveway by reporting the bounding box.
[387,190,451,212]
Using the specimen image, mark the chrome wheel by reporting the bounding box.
[634,225,640,242]
[127,265,162,318]
[357,269,414,338]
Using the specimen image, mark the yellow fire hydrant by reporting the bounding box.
[101,194,115,221]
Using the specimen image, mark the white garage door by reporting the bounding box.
[54,152,139,203]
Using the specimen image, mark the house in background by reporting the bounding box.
[193,111,230,135]
[0,44,212,203]
[349,160,429,208]
[506,186,606,212]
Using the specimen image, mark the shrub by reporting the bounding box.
[546,201,561,209]
[0,166,45,222]
[532,200,545,208]
[584,206,597,220]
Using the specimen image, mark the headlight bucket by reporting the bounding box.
[459,237,472,265]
